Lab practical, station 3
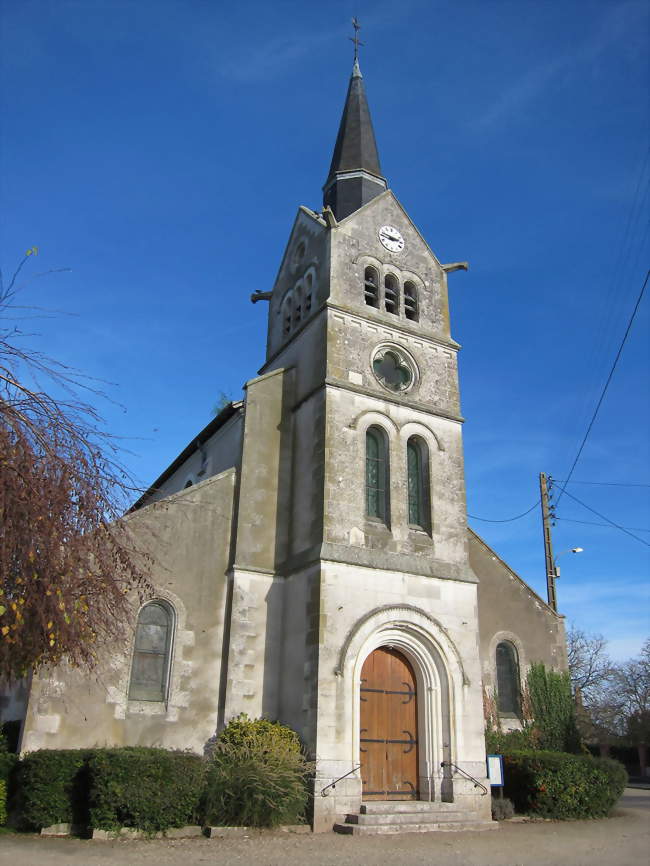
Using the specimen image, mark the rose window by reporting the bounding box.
[371,346,416,393]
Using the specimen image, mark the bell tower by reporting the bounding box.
[251,35,489,832]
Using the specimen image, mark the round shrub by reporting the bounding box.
[202,717,309,828]
[504,750,627,819]
[215,714,302,753]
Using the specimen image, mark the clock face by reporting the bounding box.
[378,225,405,253]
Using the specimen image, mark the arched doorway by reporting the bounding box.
[360,646,419,800]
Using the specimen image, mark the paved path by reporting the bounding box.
[0,788,647,866]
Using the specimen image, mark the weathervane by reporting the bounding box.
[349,17,364,61]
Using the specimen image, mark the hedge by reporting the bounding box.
[15,749,90,830]
[504,750,627,819]
[89,748,204,833]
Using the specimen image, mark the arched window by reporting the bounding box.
[364,267,379,308]
[128,601,174,702]
[404,281,418,322]
[407,436,430,531]
[384,274,399,315]
[293,285,302,326]
[282,295,292,335]
[366,426,389,523]
[496,641,520,715]
[304,272,313,314]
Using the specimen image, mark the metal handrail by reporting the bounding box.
[320,765,361,797]
[440,761,488,796]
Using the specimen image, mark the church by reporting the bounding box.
[15,50,568,833]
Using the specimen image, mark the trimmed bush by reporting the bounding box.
[0,750,17,786]
[88,748,204,833]
[504,750,627,819]
[16,749,90,829]
[0,781,6,825]
[202,717,310,828]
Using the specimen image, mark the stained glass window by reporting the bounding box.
[407,437,429,530]
[366,426,388,522]
[496,641,520,715]
[128,601,173,702]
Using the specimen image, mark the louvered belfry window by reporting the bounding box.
[366,426,388,522]
[496,641,520,715]
[384,274,399,314]
[364,266,379,308]
[404,281,418,321]
[128,601,173,702]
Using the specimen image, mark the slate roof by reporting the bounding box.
[324,59,384,186]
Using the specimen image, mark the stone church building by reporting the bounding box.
[14,56,567,833]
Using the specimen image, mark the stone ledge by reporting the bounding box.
[204,824,311,838]
[92,826,203,840]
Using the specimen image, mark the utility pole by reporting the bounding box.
[539,472,557,611]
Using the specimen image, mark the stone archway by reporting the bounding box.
[338,606,464,802]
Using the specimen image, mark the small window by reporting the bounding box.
[184,479,193,489]
[293,284,302,326]
[407,436,430,530]
[129,601,174,702]
[364,267,379,308]
[496,641,520,715]
[304,273,313,314]
[384,274,399,315]
[366,426,389,523]
[283,296,292,335]
[404,281,418,322]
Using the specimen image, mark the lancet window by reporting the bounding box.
[128,601,174,702]
[496,641,521,715]
[404,281,418,321]
[364,266,379,308]
[366,426,389,523]
[407,436,430,531]
[384,274,399,315]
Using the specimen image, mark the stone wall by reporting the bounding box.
[20,469,237,754]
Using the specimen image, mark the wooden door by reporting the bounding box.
[360,647,419,800]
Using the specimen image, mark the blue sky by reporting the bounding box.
[1,0,648,661]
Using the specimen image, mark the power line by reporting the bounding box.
[554,480,650,488]
[468,499,540,523]
[557,487,650,548]
[572,150,649,454]
[555,268,649,507]
[555,516,650,533]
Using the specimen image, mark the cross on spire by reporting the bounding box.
[349,17,364,61]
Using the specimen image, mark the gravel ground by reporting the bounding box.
[0,788,647,866]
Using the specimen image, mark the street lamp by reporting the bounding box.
[553,547,584,578]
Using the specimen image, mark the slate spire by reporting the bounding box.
[323,56,387,221]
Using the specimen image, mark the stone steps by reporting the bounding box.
[333,802,497,836]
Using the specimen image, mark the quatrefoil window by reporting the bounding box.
[372,347,415,393]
